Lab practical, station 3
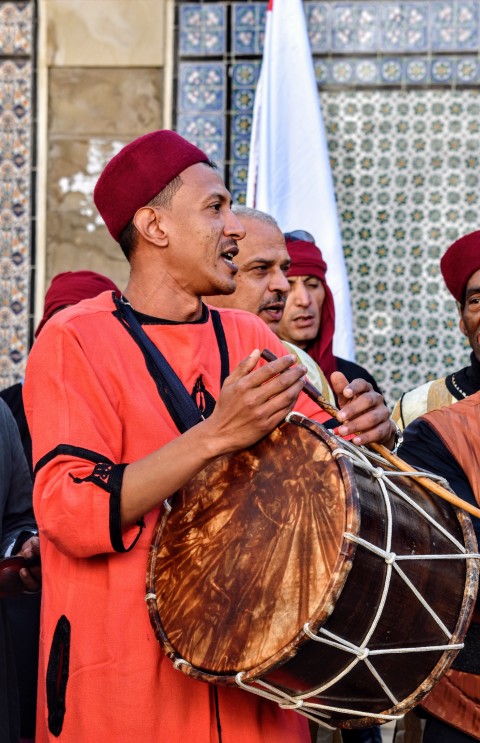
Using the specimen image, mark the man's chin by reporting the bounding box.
[204,280,237,297]
[259,313,281,334]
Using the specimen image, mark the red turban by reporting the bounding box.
[285,238,337,379]
[35,270,120,338]
[93,130,209,243]
[441,230,480,304]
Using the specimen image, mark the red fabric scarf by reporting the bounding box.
[285,239,337,379]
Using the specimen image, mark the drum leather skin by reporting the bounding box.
[146,415,478,729]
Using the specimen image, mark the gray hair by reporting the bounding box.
[232,205,279,229]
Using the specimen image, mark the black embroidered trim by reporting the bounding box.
[109,489,145,553]
[210,309,230,385]
[214,687,223,743]
[46,615,71,737]
[191,375,216,418]
[69,462,127,494]
[34,444,113,477]
[33,445,142,554]
[69,461,142,553]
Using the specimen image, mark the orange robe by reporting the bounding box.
[24,292,329,743]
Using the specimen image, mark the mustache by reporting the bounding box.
[259,293,286,312]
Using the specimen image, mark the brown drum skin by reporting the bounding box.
[146,415,478,729]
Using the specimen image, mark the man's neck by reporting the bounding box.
[123,276,203,322]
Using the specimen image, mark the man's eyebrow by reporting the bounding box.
[466,285,480,297]
[202,190,231,205]
[243,256,276,267]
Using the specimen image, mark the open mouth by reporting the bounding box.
[261,302,285,321]
[221,245,239,269]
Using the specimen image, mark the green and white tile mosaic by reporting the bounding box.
[324,88,474,404]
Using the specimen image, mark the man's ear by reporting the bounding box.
[133,206,169,246]
[459,316,468,337]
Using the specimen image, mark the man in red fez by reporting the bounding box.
[24,130,395,743]
[279,233,382,394]
[390,231,480,743]
[392,229,480,429]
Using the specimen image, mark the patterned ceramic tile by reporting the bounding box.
[0,1,33,56]
[431,0,479,50]
[332,3,378,52]
[306,2,331,52]
[323,89,478,403]
[314,54,480,87]
[178,62,225,112]
[177,113,225,163]
[179,4,226,56]
[0,53,33,388]
[379,2,429,52]
[233,3,267,55]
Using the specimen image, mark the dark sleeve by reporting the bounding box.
[0,383,33,476]
[335,357,383,396]
[0,400,36,555]
[399,418,480,543]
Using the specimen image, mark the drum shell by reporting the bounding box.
[147,415,478,728]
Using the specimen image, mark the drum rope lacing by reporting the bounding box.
[231,438,480,727]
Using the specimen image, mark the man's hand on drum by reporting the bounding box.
[203,350,307,455]
[330,372,396,449]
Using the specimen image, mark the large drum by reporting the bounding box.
[146,414,478,729]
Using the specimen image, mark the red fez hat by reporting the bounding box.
[93,130,209,242]
[285,237,337,379]
[441,230,480,304]
[35,270,120,338]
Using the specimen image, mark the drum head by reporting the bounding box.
[147,416,358,682]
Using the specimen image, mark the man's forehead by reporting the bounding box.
[240,220,287,255]
[180,161,230,197]
[466,267,480,293]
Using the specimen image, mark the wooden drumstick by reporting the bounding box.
[261,348,480,520]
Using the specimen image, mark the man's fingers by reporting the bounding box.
[350,420,394,447]
[227,352,302,389]
[253,377,307,428]
[225,349,262,383]
[329,371,351,398]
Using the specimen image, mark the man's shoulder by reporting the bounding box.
[39,291,117,335]
[391,376,452,430]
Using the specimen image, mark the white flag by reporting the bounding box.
[246,0,354,360]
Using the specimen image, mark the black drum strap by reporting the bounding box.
[113,297,228,433]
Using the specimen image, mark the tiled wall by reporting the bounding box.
[0,0,34,389]
[176,1,478,405]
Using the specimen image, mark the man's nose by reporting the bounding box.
[293,283,311,306]
[225,211,246,240]
[270,269,290,296]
